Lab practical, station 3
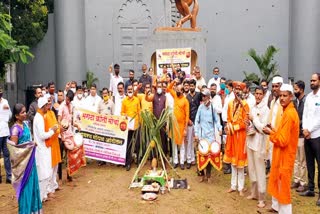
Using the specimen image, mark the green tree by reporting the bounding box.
[243,45,279,85]
[0,0,49,47]
[0,13,34,78]
[86,71,99,88]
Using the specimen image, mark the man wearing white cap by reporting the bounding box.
[34,96,58,202]
[265,76,283,174]
[263,84,299,214]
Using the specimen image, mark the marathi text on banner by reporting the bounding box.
[77,108,129,165]
[156,47,192,77]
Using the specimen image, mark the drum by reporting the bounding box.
[210,141,220,155]
[74,133,83,147]
[246,121,256,136]
[198,139,210,155]
[64,138,75,151]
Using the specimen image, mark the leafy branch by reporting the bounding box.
[243,45,279,85]
[0,13,34,78]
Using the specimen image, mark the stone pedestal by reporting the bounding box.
[143,28,207,79]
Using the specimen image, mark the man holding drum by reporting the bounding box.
[194,89,222,183]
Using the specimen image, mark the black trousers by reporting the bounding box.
[200,164,212,177]
[126,130,135,166]
[57,138,64,180]
[160,128,168,156]
[304,137,320,192]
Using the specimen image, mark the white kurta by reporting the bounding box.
[247,101,270,197]
[84,95,102,113]
[247,101,269,155]
[33,112,54,201]
[114,94,125,116]
[222,92,235,122]
[246,93,256,110]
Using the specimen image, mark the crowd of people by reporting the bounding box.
[0,62,319,214]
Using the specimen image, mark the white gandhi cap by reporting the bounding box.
[38,96,48,108]
[272,76,283,84]
[280,83,293,94]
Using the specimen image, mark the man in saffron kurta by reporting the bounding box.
[263,84,299,214]
[167,78,190,169]
[44,94,61,193]
[223,81,249,196]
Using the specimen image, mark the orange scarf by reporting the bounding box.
[37,109,60,147]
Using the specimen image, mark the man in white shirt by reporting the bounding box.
[266,76,283,170]
[221,80,235,174]
[34,97,58,201]
[207,67,221,93]
[260,79,271,105]
[209,83,223,144]
[300,73,320,207]
[210,83,222,113]
[243,81,256,109]
[193,66,206,92]
[114,82,126,116]
[72,86,86,109]
[109,64,123,96]
[0,87,12,184]
[222,80,235,123]
[84,83,102,113]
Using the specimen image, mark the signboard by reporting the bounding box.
[156,47,192,77]
[78,109,129,165]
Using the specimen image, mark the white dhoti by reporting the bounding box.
[247,147,266,200]
[272,197,292,214]
[39,177,51,201]
[48,165,59,193]
[184,125,195,164]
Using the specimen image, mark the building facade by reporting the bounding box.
[10,0,320,105]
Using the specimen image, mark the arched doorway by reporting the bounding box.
[114,0,152,74]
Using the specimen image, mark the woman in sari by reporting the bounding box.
[7,103,42,213]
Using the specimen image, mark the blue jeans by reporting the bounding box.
[0,136,11,181]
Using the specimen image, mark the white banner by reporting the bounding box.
[156,47,192,78]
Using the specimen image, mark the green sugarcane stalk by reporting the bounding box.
[129,143,152,189]
[156,138,170,191]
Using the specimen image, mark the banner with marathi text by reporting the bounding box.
[78,109,129,165]
[156,47,191,77]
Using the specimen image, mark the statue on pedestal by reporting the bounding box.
[175,0,199,29]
